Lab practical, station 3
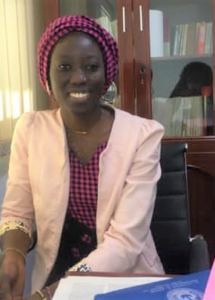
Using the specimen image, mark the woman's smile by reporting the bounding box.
[69,92,90,102]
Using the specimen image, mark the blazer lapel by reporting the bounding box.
[96,109,142,243]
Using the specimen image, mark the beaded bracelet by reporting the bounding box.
[1,248,26,261]
[68,261,92,272]
[0,220,32,240]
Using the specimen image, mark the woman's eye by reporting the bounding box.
[86,64,99,71]
[58,64,71,71]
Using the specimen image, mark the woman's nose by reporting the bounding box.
[70,69,87,84]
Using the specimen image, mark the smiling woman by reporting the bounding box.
[0,15,164,300]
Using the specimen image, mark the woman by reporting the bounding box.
[0,15,164,300]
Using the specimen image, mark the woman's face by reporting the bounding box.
[49,32,105,114]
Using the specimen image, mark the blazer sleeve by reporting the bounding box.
[83,119,164,272]
[0,113,35,233]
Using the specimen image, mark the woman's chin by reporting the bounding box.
[64,96,100,114]
[66,101,91,115]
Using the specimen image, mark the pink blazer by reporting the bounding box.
[1,107,164,292]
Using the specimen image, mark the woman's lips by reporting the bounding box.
[69,92,89,101]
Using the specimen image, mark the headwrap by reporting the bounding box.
[37,15,119,94]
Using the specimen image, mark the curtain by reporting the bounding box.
[0,0,46,153]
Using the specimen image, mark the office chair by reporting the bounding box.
[151,143,210,275]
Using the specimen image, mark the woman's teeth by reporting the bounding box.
[70,93,88,99]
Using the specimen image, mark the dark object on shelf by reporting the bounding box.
[170,62,213,98]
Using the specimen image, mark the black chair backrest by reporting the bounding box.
[151,143,190,274]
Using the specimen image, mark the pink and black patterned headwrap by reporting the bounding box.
[37,15,119,94]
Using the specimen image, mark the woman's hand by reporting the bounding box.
[24,281,59,300]
[0,251,25,300]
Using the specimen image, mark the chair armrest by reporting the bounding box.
[189,235,210,273]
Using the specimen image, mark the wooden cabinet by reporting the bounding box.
[43,0,215,263]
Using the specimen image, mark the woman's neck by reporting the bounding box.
[61,106,102,134]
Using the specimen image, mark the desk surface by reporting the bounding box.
[67,271,171,278]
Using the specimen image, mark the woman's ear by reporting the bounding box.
[45,81,52,97]
[45,81,59,108]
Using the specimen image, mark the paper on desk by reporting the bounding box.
[52,275,169,300]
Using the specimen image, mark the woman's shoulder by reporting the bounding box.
[114,107,164,134]
[16,109,60,128]
[107,107,164,147]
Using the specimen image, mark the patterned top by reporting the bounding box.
[46,141,107,286]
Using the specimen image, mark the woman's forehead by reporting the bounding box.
[52,32,103,58]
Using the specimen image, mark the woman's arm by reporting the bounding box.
[0,113,35,230]
[0,113,35,299]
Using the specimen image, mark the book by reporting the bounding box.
[205,22,212,54]
[179,24,186,55]
[197,22,207,54]
[95,270,210,300]
[173,24,180,56]
[163,18,170,56]
[177,24,184,55]
[181,23,189,56]
[186,23,197,55]
[152,96,204,137]
[52,275,170,300]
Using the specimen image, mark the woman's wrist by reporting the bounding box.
[0,229,32,255]
[1,247,26,262]
[35,288,51,300]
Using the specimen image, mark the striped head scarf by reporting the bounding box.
[37,15,119,94]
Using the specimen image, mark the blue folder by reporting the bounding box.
[94,270,210,300]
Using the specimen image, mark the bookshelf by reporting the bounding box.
[152,54,212,61]
[148,0,215,265]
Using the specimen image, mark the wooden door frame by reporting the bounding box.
[43,0,59,25]
[117,0,135,114]
[133,0,152,118]
[213,0,215,133]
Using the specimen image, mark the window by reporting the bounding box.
[0,0,47,155]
